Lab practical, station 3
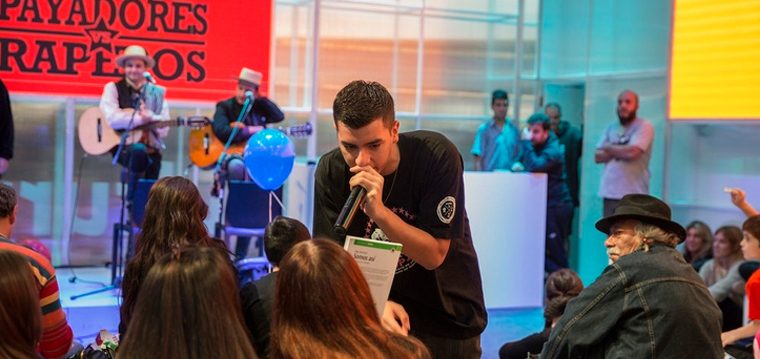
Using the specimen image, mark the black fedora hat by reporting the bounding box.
[595,194,686,242]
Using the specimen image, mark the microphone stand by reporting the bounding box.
[72,88,143,300]
[212,95,255,238]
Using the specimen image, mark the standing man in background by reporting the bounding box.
[594,90,654,217]
[0,79,13,179]
[545,102,582,208]
[471,89,521,171]
[512,113,574,273]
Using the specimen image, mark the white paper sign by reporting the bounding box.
[343,235,402,316]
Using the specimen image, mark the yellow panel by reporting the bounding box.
[670,0,760,120]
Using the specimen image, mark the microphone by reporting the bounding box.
[143,71,156,84]
[333,186,366,238]
[244,90,254,100]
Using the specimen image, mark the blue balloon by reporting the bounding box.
[244,129,296,190]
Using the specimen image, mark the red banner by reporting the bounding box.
[0,0,272,102]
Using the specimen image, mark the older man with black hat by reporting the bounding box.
[540,193,723,358]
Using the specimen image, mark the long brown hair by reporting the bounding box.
[683,220,713,262]
[119,246,256,359]
[0,250,41,359]
[270,239,429,359]
[121,176,227,332]
[544,269,584,326]
[714,225,743,268]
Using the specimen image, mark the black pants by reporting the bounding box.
[545,202,574,274]
[113,143,161,207]
[411,331,481,359]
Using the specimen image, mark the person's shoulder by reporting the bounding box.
[216,97,236,108]
[0,241,55,279]
[102,81,117,91]
[315,147,346,175]
[403,130,456,150]
[476,120,492,131]
[634,117,654,129]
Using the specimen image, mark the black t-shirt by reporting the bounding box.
[313,130,487,339]
[240,272,276,358]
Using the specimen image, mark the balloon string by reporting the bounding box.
[269,190,286,222]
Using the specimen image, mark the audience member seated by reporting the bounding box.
[701,225,746,331]
[721,216,760,348]
[118,246,257,358]
[270,239,431,359]
[120,176,228,334]
[498,269,583,359]
[680,220,713,271]
[0,249,41,359]
[0,183,75,359]
[540,194,723,358]
[241,216,311,358]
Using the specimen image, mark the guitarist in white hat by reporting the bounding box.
[99,44,170,204]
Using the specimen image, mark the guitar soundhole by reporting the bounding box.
[97,118,102,143]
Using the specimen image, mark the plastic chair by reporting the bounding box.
[223,180,283,257]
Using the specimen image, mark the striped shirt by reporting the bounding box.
[0,237,73,358]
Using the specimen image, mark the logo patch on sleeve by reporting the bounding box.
[436,196,456,224]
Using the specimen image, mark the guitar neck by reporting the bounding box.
[132,117,208,132]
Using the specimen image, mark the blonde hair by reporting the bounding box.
[633,222,680,252]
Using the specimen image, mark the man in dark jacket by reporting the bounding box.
[513,113,574,273]
[212,67,285,181]
[540,194,724,358]
[212,67,284,259]
[545,103,582,207]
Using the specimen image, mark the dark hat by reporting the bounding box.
[595,194,686,242]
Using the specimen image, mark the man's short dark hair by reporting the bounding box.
[492,89,509,106]
[0,184,16,219]
[264,216,311,266]
[333,80,395,129]
[527,112,551,131]
[545,102,562,115]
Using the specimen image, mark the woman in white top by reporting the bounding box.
[700,225,745,331]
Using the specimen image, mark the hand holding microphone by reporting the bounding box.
[333,166,386,238]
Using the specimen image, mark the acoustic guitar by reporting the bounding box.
[78,107,210,155]
[188,122,313,169]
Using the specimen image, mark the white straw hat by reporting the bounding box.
[238,67,262,87]
[115,45,155,68]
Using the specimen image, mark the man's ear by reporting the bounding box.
[391,120,400,143]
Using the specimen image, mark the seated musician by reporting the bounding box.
[99,44,170,204]
[212,67,284,260]
[212,67,284,181]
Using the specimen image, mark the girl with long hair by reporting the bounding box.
[0,249,41,359]
[119,246,256,359]
[700,225,745,331]
[270,238,430,359]
[120,176,228,333]
[681,220,714,271]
